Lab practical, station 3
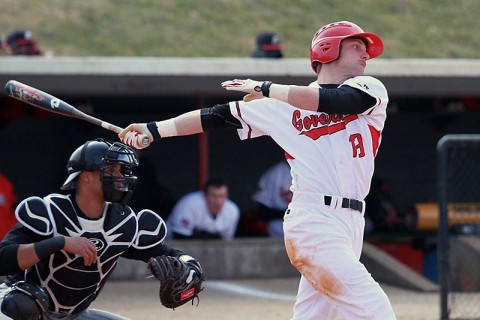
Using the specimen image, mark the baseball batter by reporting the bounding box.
[120,21,396,319]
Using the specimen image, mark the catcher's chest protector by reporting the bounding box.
[20,194,138,314]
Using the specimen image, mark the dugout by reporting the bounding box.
[1,57,480,282]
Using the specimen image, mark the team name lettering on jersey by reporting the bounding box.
[291,110,358,140]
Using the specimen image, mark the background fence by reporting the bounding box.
[438,134,480,320]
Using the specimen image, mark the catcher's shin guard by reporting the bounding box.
[1,281,49,320]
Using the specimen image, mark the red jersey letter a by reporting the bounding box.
[349,134,365,158]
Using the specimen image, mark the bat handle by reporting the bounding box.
[141,136,150,147]
[100,122,151,148]
[100,121,123,134]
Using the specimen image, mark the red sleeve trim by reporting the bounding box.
[284,151,295,160]
[368,124,381,157]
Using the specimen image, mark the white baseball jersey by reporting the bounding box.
[230,75,395,319]
[166,191,240,240]
[230,76,388,201]
[252,161,292,210]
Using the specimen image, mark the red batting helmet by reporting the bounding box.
[309,21,384,73]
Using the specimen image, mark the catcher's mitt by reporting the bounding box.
[148,255,205,309]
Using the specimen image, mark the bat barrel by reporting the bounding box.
[4,80,125,136]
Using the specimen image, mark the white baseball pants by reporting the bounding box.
[283,193,396,320]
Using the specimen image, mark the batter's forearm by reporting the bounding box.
[174,110,204,136]
[283,85,319,112]
[268,84,319,112]
[221,78,319,112]
[152,110,203,138]
[121,110,207,149]
[269,83,374,114]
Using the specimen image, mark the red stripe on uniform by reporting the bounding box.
[368,124,381,157]
[284,151,294,160]
[235,101,253,139]
[301,114,358,140]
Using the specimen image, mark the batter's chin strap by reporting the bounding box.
[1,281,49,319]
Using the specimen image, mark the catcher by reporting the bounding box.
[0,139,205,320]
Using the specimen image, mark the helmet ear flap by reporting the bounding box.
[310,37,342,71]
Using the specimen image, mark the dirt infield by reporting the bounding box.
[92,278,439,320]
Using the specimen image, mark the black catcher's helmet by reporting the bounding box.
[61,138,139,205]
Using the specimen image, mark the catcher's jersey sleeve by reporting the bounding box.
[0,224,47,275]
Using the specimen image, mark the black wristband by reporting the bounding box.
[261,81,273,97]
[34,236,65,261]
[147,121,161,140]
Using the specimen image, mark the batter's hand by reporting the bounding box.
[221,79,264,102]
[119,123,153,150]
[63,237,98,266]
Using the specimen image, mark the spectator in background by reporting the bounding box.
[250,31,283,59]
[0,172,17,240]
[6,29,42,56]
[252,161,292,238]
[0,38,12,55]
[167,178,240,240]
[364,178,403,234]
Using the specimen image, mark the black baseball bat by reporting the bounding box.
[4,80,149,145]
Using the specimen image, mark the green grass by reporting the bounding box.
[1,0,479,58]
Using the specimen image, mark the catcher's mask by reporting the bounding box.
[309,21,384,73]
[61,138,139,205]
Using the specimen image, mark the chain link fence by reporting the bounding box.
[438,135,480,320]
